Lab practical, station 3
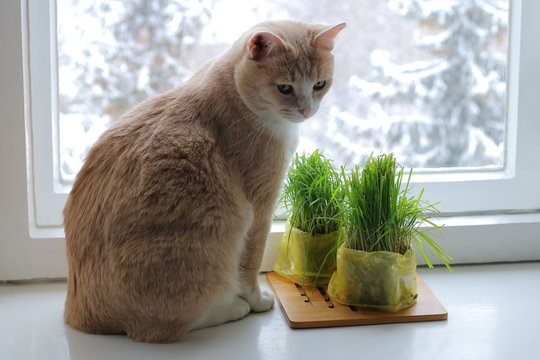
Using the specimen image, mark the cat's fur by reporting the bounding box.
[63,20,345,343]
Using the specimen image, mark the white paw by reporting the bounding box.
[190,297,250,331]
[243,289,275,313]
[228,297,251,321]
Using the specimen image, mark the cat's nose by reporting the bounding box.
[298,107,311,117]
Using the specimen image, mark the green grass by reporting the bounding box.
[282,151,342,235]
[341,153,452,270]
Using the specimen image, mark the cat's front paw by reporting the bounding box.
[243,289,275,313]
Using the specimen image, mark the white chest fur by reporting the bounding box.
[281,122,299,163]
[260,115,299,164]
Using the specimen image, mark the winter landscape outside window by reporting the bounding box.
[6,0,537,277]
[56,0,509,191]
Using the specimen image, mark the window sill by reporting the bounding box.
[31,212,540,274]
[261,212,540,271]
[1,262,539,359]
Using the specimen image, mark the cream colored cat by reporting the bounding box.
[63,20,345,343]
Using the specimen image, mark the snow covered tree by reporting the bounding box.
[57,0,215,180]
[59,0,215,120]
[318,0,508,168]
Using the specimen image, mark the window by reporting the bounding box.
[32,0,538,227]
[1,0,538,279]
[57,0,510,179]
[28,0,540,220]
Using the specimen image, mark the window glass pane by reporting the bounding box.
[57,0,509,188]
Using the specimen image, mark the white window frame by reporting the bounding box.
[405,0,540,215]
[28,0,540,226]
[1,0,539,280]
[0,0,66,280]
[26,0,65,228]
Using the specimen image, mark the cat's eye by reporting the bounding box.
[313,80,326,91]
[277,84,293,95]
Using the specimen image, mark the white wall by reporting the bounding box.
[0,1,67,280]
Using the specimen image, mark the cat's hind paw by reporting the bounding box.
[243,289,275,313]
[228,296,252,321]
[190,296,250,331]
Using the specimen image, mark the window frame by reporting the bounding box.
[0,0,538,280]
[406,0,540,215]
[30,0,540,228]
[26,0,66,228]
[0,0,66,281]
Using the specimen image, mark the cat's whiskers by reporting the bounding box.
[232,116,269,154]
[241,124,270,163]
[264,120,280,156]
[220,111,258,145]
[222,111,253,130]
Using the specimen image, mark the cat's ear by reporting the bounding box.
[314,23,346,51]
[247,32,286,60]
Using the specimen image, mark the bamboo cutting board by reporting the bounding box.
[266,272,448,329]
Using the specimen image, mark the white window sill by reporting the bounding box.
[1,262,539,359]
[32,212,540,274]
[261,212,540,271]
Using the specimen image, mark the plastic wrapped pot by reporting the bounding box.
[273,223,338,286]
[327,246,417,312]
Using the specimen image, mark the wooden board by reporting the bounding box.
[266,271,448,329]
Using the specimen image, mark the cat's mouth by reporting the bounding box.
[279,109,311,123]
[287,116,308,124]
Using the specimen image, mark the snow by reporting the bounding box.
[56,0,509,180]
[58,113,109,182]
[199,0,288,44]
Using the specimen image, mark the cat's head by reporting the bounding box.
[234,21,345,124]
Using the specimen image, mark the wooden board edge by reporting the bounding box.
[266,272,448,329]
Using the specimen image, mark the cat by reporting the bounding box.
[63,20,345,343]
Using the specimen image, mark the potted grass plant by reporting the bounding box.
[273,151,342,286]
[327,153,452,312]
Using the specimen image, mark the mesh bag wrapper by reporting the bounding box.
[273,223,338,286]
[327,246,417,312]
